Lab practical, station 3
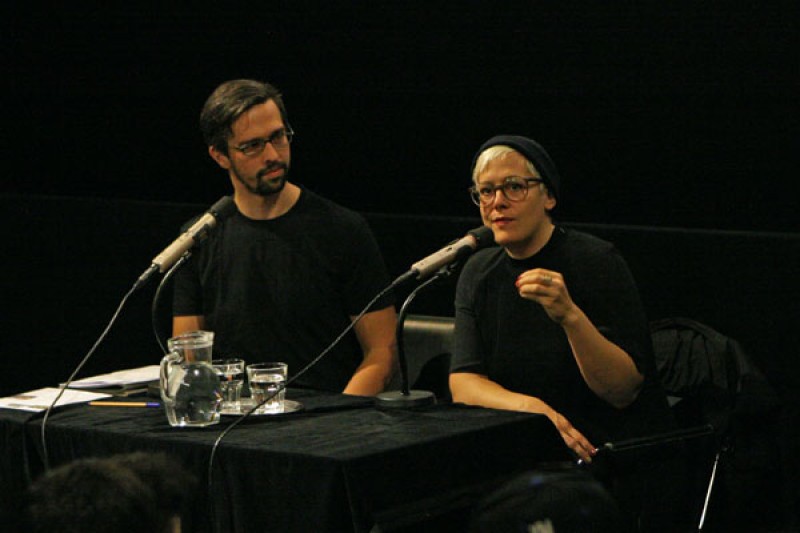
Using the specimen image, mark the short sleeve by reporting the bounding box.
[450,256,487,374]
[340,215,394,315]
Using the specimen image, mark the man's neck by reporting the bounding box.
[234,182,301,220]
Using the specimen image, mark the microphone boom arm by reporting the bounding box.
[377,263,456,408]
[395,270,447,395]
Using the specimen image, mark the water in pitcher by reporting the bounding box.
[165,363,222,426]
[160,330,222,427]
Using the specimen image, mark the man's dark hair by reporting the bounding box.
[470,467,622,533]
[113,451,195,529]
[22,452,195,533]
[199,79,289,155]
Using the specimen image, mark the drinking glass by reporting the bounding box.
[212,358,246,411]
[246,362,288,413]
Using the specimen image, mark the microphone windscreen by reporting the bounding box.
[467,226,495,249]
[209,196,237,220]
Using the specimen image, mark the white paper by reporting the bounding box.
[0,387,112,412]
[65,365,160,389]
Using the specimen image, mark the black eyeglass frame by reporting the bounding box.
[469,176,545,206]
[230,126,295,156]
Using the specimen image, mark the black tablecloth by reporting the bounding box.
[1,389,566,532]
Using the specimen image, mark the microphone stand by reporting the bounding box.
[151,252,191,355]
[375,266,453,409]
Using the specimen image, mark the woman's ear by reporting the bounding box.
[545,189,557,211]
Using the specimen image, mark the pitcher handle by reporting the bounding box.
[159,351,181,395]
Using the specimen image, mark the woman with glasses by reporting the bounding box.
[449,135,681,531]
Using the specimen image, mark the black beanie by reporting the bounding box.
[472,135,561,201]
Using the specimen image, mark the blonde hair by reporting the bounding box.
[472,145,539,185]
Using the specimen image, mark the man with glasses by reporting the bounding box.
[172,79,396,396]
[449,135,680,530]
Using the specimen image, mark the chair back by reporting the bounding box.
[651,317,781,433]
[649,317,784,531]
[388,314,455,401]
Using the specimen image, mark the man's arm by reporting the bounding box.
[173,315,206,336]
[344,306,397,396]
[449,372,597,463]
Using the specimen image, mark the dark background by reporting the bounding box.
[2,5,799,529]
[4,3,798,232]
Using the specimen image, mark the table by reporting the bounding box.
[1,389,566,532]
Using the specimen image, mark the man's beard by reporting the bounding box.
[234,163,289,197]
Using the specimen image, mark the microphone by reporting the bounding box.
[409,225,495,280]
[375,226,495,410]
[136,196,237,288]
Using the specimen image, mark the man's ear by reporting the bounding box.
[208,145,231,170]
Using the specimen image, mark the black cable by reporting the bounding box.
[151,252,191,355]
[205,270,415,531]
[41,241,192,470]
[41,199,232,471]
[40,280,140,471]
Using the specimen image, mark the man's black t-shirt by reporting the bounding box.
[173,188,394,392]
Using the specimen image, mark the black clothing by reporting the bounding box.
[172,188,393,392]
[451,226,682,531]
[451,226,672,444]
[471,135,562,201]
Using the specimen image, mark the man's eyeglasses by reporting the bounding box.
[469,176,545,206]
[231,127,295,157]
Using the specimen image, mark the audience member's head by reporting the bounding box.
[470,467,622,533]
[22,452,195,533]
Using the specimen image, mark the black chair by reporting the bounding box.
[588,318,780,531]
[646,317,783,531]
[386,314,455,402]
